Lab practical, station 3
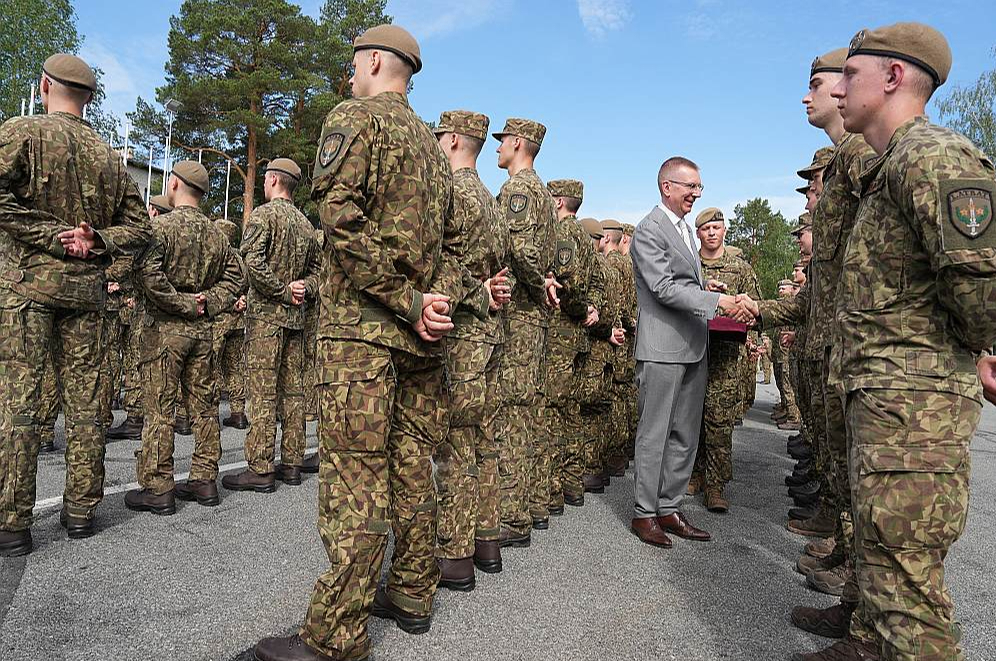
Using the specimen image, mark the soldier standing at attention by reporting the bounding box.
[492,118,557,550]
[430,110,511,589]
[252,25,455,661]
[223,158,320,493]
[125,160,245,516]
[212,218,249,430]
[0,54,151,555]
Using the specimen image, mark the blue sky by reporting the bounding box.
[75,0,996,224]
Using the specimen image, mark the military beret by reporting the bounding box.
[215,219,240,246]
[601,218,624,231]
[694,207,725,229]
[796,183,811,195]
[777,279,795,288]
[42,53,98,92]
[492,118,546,147]
[354,24,422,74]
[847,22,951,87]
[433,110,490,142]
[547,179,583,201]
[810,47,848,78]
[797,146,834,180]
[148,194,173,214]
[265,157,302,181]
[171,160,210,195]
[580,217,604,239]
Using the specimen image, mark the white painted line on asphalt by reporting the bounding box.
[32,448,319,514]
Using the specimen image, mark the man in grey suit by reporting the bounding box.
[629,156,743,548]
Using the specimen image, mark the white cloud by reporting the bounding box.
[80,40,136,97]
[577,0,631,38]
[387,0,501,40]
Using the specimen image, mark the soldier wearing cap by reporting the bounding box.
[792,23,996,661]
[429,110,510,588]
[798,147,834,212]
[543,180,604,513]
[0,54,152,555]
[252,25,455,661]
[212,218,249,431]
[124,160,244,517]
[223,157,321,494]
[491,117,557,550]
[686,208,759,512]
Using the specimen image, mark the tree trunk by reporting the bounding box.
[244,96,259,222]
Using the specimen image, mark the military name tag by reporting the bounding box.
[509,193,528,213]
[948,188,992,239]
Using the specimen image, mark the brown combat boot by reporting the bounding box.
[0,529,32,557]
[704,486,729,513]
[791,602,856,639]
[222,470,276,493]
[276,464,302,486]
[788,513,835,537]
[175,479,220,506]
[222,411,249,429]
[797,547,843,577]
[252,634,343,661]
[778,418,801,430]
[437,557,476,592]
[791,638,879,661]
[124,488,176,516]
[808,562,850,596]
[59,510,95,539]
[301,453,320,474]
[564,491,584,507]
[107,415,144,441]
[686,474,703,495]
[371,586,432,635]
[174,416,193,436]
[473,539,502,573]
[582,474,605,494]
[805,536,836,559]
[498,527,531,549]
[607,455,627,477]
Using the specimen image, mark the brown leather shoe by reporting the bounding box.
[222,411,249,429]
[473,539,502,574]
[797,551,843,577]
[0,529,32,557]
[788,513,835,537]
[222,470,276,493]
[175,479,220,506]
[498,527,531,548]
[656,512,711,541]
[582,474,605,494]
[124,488,176,516]
[300,453,320,474]
[791,638,880,661]
[791,602,855,639]
[276,464,302,486]
[686,474,703,496]
[371,586,431,635]
[437,557,475,592]
[704,486,729,513]
[630,517,672,548]
[808,563,850,596]
[252,633,342,661]
[805,537,836,559]
[174,416,193,435]
[107,415,144,441]
[59,510,95,539]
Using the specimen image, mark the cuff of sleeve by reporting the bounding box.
[281,286,296,305]
[472,287,490,322]
[89,228,112,256]
[401,289,423,325]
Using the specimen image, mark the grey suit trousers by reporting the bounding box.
[632,357,708,518]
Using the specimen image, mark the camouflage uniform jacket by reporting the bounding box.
[105,254,135,313]
[589,252,621,342]
[137,205,246,342]
[832,116,996,400]
[311,91,451,358]
[497,168,557,328]
[806,133,875,358]
[433,167,507,345]
[241,197,321,331]
[550,214,605,354]
[214,219,245,335]
[700,248,760,323]
[605,249,636,374]
[0,111,151,310]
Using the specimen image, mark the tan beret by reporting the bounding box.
[601,218,624,231]
[797,146,834,180]
[547,179,583,201]
[265,157,301,181]
[215,219,240,246]
[777,279,795,288]
[148,194,173,214]
[171,160,210,195]
[493,118,546,147]
[847,22,951,87]
[433,110,490,142]
[43,53,97,92]
[580,217,604,239]
[354,24,422,74]
[790,212,813,235]
[694,207,725,229]
[810,47,848,78]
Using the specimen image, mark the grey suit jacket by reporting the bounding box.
[631,205,721,364]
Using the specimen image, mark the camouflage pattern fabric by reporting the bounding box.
[118,300,145,416]
[0,110,151,531]
[214,307,246,414]
[605,249,636,466]
[300,90,452,659]
[304,228,324,419]
[38,349,62,451]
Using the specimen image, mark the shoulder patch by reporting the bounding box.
[556,239,575,267]
[940,178,996,251]
[312,125,358,184]
[509,193,528,214]
[319,132,346,168]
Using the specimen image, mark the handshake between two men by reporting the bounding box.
[706,279,760,326]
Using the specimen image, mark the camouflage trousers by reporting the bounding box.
[304,306,319,419]
[760,354,772,383]
[544,324,584,507]
[0,292,110,530]
[215,325,246,415]
[692,341,743,489]
[578,342,614,476]
[738,353,758,419]
[606,380,635,466]
[777,354,801,421]
[118,310,144,417]
[136,332,221,495]
[496,319,547,535]
[790,354,810,436]
[802,358,829,497]
[846,388,976,661]
[435,338,502,559]
[245,321,305,474]
[98,313,123,427]
[38,350,62,450]
[300,341,447,661]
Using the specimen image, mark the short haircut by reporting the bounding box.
[269,170,299,193]
[605,228,623,246]
[520,137,540,158]
[879,57,936,102]
[658,156,699,185]
[47,76,92,106]
[457,134,485,157]
[380,50,414,84]
[558,196,581,214]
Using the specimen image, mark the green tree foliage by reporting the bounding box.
[726,198,798,299]
[937,48,996,159]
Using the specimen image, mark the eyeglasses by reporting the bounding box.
[665,180,705,192]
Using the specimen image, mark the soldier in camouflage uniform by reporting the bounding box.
[223,158,320,493]
[125,161,245,516]
[253,26,456,661]
[620,223,639,454]
[303,226,324,424]
[430,110,510,589]
[688,208,759,512]
[212,218,248,430]
[0,54,152,555]
[544,180,604,511]
[491,118,557,549]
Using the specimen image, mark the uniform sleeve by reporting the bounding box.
[589,260,619,339]
[137,230,199,319]
[203,245,247,318]
[93,175,152,257]
[302,232,322,301]
[241,209,292,304]
[501,181,550,308]
[105,254,134,283]
[553,224,590,319]
[902,148,996,351]
[759,283,807,329]
[433,183,489,320]
[312,107,423,325]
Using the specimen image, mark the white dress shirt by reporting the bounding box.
[657,203,693,254]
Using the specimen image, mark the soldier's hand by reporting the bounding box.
[414,293,452,342]
[486,268,512,307]
[610,327,626,346]
[544,273,562,309]
[195,293,207,317]
[706,279,728,293]
[780,331,795,348]
[125,297,136,309]
[582,305,599,327]
[978,355,996,406]
[735,294,760,321]
[58,222,102,259]
[289,280,307,306]
[107,281,120,294]
[234,295,247,312]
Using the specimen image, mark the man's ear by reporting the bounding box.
[884,61,904,94]
[369,50,380,76]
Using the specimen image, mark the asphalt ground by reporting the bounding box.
[2,382,995,661]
